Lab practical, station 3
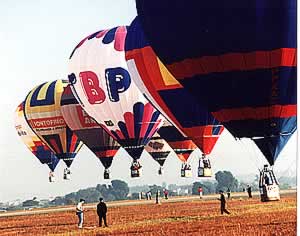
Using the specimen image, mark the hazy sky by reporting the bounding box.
[0,0,297,202]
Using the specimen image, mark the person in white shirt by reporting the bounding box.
[76,199,85,228]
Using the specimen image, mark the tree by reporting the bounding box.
[51,197,65,206]
[111,180,129,200]
[192,182,202,195]
[202,181,217,194]
[130,192,141,200]
[65,192,77,204]
[192,181,216,195]
[65,198,75,205]
[96,184,110,199]
[22,199,39,207]
[149,185,164,196]
[215,171,239,192]
[49,180,131,206]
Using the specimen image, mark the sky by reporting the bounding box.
[0,0,297,202]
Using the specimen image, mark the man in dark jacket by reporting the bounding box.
[218,191,230,215]
[227,187,231,199]
[247,185,252,198]
[97,198,108,227]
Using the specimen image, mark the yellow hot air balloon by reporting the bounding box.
[24,80,83,180]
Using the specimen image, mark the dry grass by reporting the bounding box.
[0,194,296,236]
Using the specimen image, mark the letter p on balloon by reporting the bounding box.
[105,67,131,102]
[70,68,131,105]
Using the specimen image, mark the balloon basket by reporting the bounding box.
[259,165,280,202]
[131,169,140,178]
[198,167,212,177]
[104,171,110,179]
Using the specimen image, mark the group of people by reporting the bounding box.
[145,191,152,200]
[155,189,169,204]
[76,198,108,229]
[75,185,255,228]
[75,189,170,228]
[142,189,169,202]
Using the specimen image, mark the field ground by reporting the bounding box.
[0,192,296,235]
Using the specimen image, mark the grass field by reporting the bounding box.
[0,193,296,235]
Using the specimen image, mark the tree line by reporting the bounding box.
[51,170,248,205]
[15,170,295,209]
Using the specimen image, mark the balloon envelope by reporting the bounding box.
[135,1,297,165]
[24,80,83,167]
[145,132,172,167]
[68,26,164,161]
[157,121,197,163]
[125,17,224,155]
[60,85,120,169]
[15,102,59,171]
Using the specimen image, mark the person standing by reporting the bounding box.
[247,185,252,198]
[76,199,85,228]
[227,187,231,199]
[97,198,108,227]
[218,191,230,215]
[148,191,152,200]
[163,189,169,200]
[155,190,160,204]
[198,187,203,199]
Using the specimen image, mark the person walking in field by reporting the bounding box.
[218,191,230,215]
[76,199,85,228]
[97,198,108,227]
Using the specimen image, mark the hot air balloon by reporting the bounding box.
[24,80,83,180]
[60,85,120,179]
[15,102,59,182]
[157,121,198,178]
[145,132,172,175]
[68,26,164,177]
[125,18,224,177]
[134,0,296,200]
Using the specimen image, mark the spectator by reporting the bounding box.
[76,199,85,228]
[247,185,252,198]
[97,198,108,227]
[163,189,169,200]
[227,188,231,199]
[218,191,230,215]
[155,190,160,204]
[198,187,203,199]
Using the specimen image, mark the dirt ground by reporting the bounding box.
[0,193,296,236]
